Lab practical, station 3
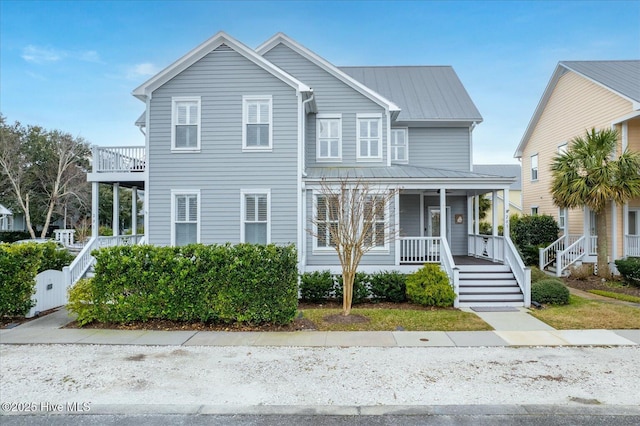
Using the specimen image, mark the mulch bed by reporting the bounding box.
[564,275,640,298]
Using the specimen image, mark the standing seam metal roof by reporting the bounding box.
[473,164,522,190]
[305,165,510,181]
[339,66,483,122]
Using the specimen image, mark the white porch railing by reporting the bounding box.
[588,236,598,256]
[93,146,146,173]
[625,235,640,257]
[504,236,531,307]
[439,236,459,308]
[555,236,586,277]
[468,234,505,262]
[53,229,75,247]
[399,237,441,263]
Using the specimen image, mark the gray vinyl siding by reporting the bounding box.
[263,44,387,167]
[399,194,421,237]
[305,189,396,267]
[407,127,471,171]
[423,196,468,255]
[147,44,299,246]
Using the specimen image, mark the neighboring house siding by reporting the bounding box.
[521,70,633,223]
[408,127,470,171]
[481,190,523,228]
[147,45,299,246]
[263,43,388,167]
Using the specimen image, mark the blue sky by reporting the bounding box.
[1,0,638,164]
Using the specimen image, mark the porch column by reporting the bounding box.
[131,186,138,236]
[624,202,629,256]
[612,202,618,262]
[113,183,120,237]
[394,191,400,265]
[492,190,498,261]
[439,188,446,242]
[503,187,510,238]
[474,195,480,234]
[584,208,590,253]
[91,182,99,238]
[467,196,473,235]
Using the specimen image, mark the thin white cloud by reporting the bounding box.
[22,45,63,63]
[21,45,102,64]
[125,63,160,79]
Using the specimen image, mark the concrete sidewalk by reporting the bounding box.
[1,307,638,347]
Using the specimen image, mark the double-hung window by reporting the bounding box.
[172,97,201,151]
[171,190,200,246]
[357,114,382,161]
[391,128,408,163]
[530,154,538,181]
[315,195,338,248]
[364,196,386,248]
[241,190,270,244]
[317,114,341,161]
[243,96,272,151]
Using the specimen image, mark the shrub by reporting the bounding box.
[569,263,594,280]
[0,231,31,243]
[511,215,560,266]
[67,243,298,325]
[531,278,570,305]
[614,257,640,287]
[0,243,43,317]
[98,226,113,236]
[299,270,334,302]
[67,278,98,326]
[334,272,370,304]
[406,264,455,307]
[38,242,74,272]
[529,266,547,284]
[369,271,407,302]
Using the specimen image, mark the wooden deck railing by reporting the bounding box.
[93,146,146,173]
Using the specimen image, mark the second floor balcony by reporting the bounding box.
[87,145,146,187]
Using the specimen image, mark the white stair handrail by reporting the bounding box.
[539,234,567,270]
[439,236,459,307]
[504,236,531,307]
[556,236,586,277]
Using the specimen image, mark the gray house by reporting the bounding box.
[85,32,529,307]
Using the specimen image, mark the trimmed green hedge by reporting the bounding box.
[531,278,570,305]
[68,243,298,325]
[299,270,407,303]
[614,257,640,287]
[406,264,455,307]
[0,243,43,316]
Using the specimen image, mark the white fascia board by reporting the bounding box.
[514,63,567,159]
[303,177,515,189]
[256,33,401,113]
[132,31,311,101]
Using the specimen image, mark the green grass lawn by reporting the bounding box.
[588,290,640,304]
[299,308,492,331]
[529,295,640,329]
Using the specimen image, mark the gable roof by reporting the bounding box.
[0,204,12,215]
[473,164,521,190]
[514,60,640,158]
[256,33,401,115]
[132,31,311,101]
[341,66,482,123]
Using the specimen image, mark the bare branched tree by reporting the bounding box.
[308,177,399,315]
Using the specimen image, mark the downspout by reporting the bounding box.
[300,90,314,271]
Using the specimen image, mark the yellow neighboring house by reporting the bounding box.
[473,164,522,229]
[514,60,640,276]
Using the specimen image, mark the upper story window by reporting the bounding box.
[530,154,538,181]
[317,114,342,161]
[357,114,382,161]
[241,190,270,244]
[171,190,200,246]
[531,206,539,215]
[243,96,272,151]
[391,128,408,163]
[558,143,568,154]
[172,97,201,151]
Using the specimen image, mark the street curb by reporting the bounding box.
[3,404,640,416]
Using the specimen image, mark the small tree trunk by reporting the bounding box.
[596,209,609,277]
[342,270,354,316]
[24,193,36,239]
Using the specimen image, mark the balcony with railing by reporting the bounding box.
[87,146,146,187]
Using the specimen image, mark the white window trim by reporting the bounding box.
[316,113,342,162]
[170,189,201,246]
[242,95,273,152]
[171,96,201,152]
[531,206,539,215]
[312,189,390,254]
[356,113,383,162]
[391,127,409,164]
[558,207,567,234]
[558,142,568,154]
[240,189,271,244]
[530,153,539,182]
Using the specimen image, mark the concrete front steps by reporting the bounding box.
[457,264,524,307]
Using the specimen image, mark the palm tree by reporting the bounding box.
[550,128,640,276]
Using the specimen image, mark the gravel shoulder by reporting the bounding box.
[1,344,639,407]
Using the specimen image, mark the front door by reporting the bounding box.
[427,206,451,242]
